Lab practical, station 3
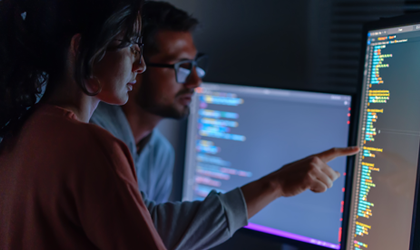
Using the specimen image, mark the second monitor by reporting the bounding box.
[183,83,352,249]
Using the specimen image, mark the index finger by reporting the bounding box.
[316,146,359,162]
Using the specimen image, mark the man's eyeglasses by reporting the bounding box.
[147,53,208,84]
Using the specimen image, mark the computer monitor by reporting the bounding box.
[345,14,420,250]
[183,82,352,249]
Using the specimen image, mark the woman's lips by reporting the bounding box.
[127,80,136,91]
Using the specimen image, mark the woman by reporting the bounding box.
[0,0,166,249]
[0,0,358,249]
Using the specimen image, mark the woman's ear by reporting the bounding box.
[70,34,82,57]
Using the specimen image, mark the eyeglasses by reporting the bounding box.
[115,37,144,64]
[147,53,208,84]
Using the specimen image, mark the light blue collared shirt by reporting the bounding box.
[90,102,174,203]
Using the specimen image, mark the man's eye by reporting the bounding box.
[179,62,192,69]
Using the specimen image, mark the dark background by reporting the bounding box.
[154,1,420,249]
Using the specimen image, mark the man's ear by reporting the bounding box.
[70,34,82,57]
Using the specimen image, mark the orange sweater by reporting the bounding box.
[0,104,166,250]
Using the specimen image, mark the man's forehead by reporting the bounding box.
[152,30,197,61]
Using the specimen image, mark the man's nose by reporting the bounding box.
[184,66,202,89]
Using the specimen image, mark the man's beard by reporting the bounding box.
[149,103,190,119]
[136,90,192,119]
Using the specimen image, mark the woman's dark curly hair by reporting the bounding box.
[0,0,143,138]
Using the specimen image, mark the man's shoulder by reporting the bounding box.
[90,102,121,127]
[90,102,131,144]
[150,129,174,155]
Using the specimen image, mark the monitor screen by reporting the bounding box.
[183,83,352,249]
[345,21,420,250]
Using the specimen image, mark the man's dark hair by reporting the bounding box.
[142,1,199,56]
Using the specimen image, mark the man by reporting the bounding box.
[91,1,203,202]
[89,2,358,250]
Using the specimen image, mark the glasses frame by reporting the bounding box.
[115,37,144,64]
[146,53,208,83]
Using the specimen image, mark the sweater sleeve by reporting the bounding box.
[142,188,248,250]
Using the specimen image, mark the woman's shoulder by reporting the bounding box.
[76,121,137,183]
[28,105,136,178]
[29,104,132,162]
[68,118,131,160]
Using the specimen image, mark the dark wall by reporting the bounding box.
[164,0,333,91]
[186,0,310,89]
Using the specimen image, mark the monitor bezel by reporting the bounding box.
[346,12,420,250]
[182,81,355,250]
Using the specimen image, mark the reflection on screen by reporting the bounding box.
[183,83,351,249]
[346,25,420,250]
